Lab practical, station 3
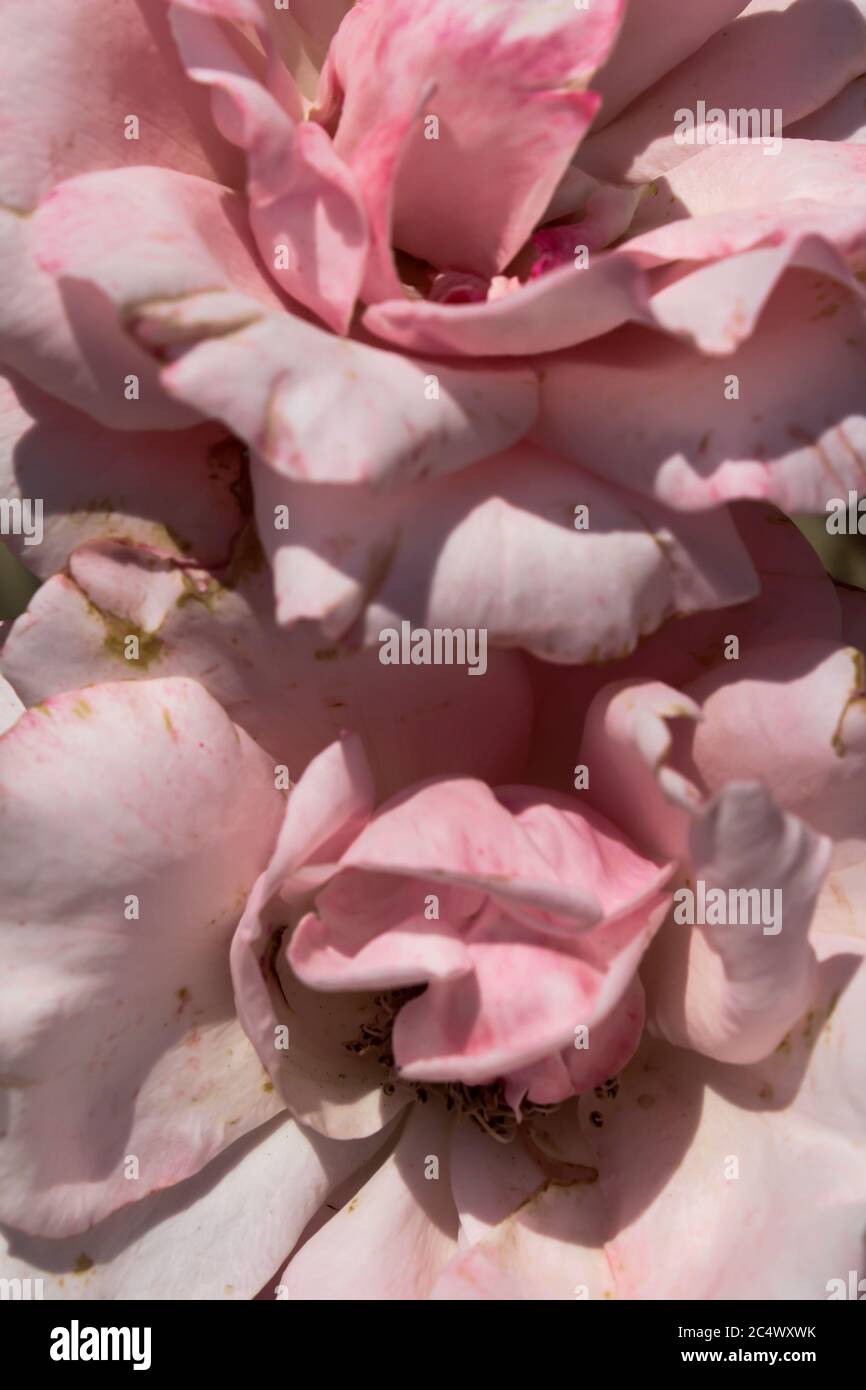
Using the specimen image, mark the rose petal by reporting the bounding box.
[256,442,758,661]
[323,0,625,299]
[0,678,284,1236]
[0,1115,387,1299]
[644,782,831,1063]
[278,1101,459,1300]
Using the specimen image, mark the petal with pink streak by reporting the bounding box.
[0,678,284,1237]
[169,2,369,333]
[335,778,672,932]
[393,898,669,1085]
[322,0,625,299]
[278,1101,459,1300]
[0,1115,388,1300]
[644,782,831,1064]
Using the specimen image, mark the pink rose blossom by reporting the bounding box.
[1,0,865,1306]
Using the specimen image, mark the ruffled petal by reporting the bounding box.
[322,0,626,298]
[534,268,866,513]
[1,537,534,797]
[255,443,758,661]
[644,782,831,1063]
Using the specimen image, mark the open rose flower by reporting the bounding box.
[1,507,865,1299]
[1,0,866,1303]
[3,0,866,658]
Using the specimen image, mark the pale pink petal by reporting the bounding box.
[579,0,866,183]
[230,737,412,1139]
[0,673,23,734]
[433,1111,611,1300]
[156,302,537,487]
[278,1101,459,1300]
[362,254,650,357]
[448,1118,546,1246]
[0,0,238,212]
[24,165,283,431]
[256,443,758,662]
[534,269,866,513]
[0,1115,387,1299]
[0,216,197,431]
[788,74,866,144]
[1,539,533,798]
[0,678,284,1236]
[684,640,866,852]
[290,872,475,991]
[35,167,280,326]
[590,0,751,129]
[527,503,842,794]
[334,779,672,929]
[0,0,241,421]
[0,372,247,577]
[508,977,646,1106]
[583,947,866,1298]
[644,782,832,1064]
[619,142,866,353]
[578,680,703,861]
